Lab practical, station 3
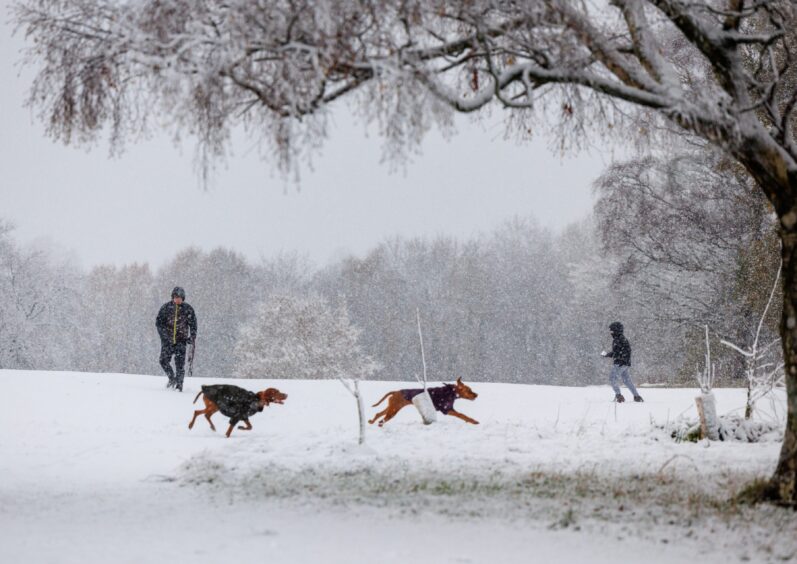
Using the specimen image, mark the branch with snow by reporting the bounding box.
[721,262,785,419]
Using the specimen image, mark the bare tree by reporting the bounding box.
[233,293,379,445]
[722,262,787,419]
[0,220,87,370]
[14,0,797,504]
[85,262,160,374]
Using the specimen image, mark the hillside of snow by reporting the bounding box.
[1,370,794,563]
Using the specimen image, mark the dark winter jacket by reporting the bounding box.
[401,384,458,414]
[201,384,262,426]
[156,301,197,345]
[606,331,632,366]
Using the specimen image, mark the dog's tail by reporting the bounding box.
[371,392,393,407]
[193,389,204,404]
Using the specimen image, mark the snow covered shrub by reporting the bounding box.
[233,293,379,444]
[667,415,783,444]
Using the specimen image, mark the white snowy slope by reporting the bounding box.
[0,370,793,564]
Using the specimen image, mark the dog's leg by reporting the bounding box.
[188,409,206,430]
[377,397,411,427]
[237,419,253,431]
[204,411,217,431]
[446,409,479,425]
[225,422,236,438]
[368,407,389,425]
[198,398,218,431]
[190,397,217,430]
[370,392,400,424]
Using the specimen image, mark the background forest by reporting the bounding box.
[0,146,780,387]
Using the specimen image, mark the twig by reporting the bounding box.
[658,454,700,475]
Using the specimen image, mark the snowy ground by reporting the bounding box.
[1,370,794,563]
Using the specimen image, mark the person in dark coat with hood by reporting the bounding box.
[156,286,197,391]
[601,321,643,403]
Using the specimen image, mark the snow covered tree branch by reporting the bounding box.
[722,262,786,419]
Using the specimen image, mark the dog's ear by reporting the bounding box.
[456,377,463,385]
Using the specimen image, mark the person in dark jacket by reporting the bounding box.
[601,321,643,403]
[156,286,198,391]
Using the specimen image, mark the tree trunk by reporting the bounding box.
[745,386,753,419]
[745,353,754,420]
[772,229,797,505]
[701,391,720,441]
[355,380,366,445]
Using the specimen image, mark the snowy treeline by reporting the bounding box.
[1,154,779,386]
[314,219,683,384]
[0,214,690,385]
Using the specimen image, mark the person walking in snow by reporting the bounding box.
[601,321,643,403]
[156,286,197,392]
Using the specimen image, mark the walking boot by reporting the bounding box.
[633,395,644,402]
[615,393,625,403]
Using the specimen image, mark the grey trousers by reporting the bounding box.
[610,364,639,397]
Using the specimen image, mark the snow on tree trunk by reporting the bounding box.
[745,382,754,420]
[355,380,366,446]
[413,308,436,425]
[696,326,719,441]
[700,391,720,442]
[774,230,797,504]
[412,391,437,425]
[337,377,369,445]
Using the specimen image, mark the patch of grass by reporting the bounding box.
[549,508,579,530]
[735,477,788,507]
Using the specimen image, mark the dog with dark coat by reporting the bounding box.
[189,384,287,437]
[369,377,479,427]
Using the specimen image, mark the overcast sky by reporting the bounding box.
[1,2,618,271]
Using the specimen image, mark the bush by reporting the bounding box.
[666,415,783,443]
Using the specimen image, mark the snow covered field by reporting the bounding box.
[1,370,794,563]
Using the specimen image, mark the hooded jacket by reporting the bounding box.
[606,330,632,366]
[156,301,197,345]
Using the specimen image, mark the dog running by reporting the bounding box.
[369,377,479,426]
[189,384,287,438]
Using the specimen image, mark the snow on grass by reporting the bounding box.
[1,370,794,563]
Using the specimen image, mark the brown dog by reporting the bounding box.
[188,384,287,438]
[369,377,479,427]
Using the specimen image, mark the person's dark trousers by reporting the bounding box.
[159,341,188,387]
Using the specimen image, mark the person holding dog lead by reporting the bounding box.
[156,286,197,392]
[600,321,643,403]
